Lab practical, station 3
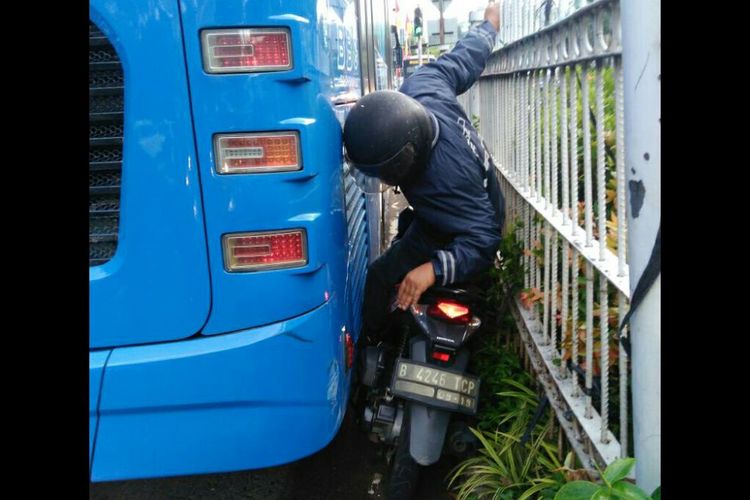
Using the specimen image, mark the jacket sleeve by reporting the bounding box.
[431,227,501,286]
[427,180,502,286]
[408,20,497,97]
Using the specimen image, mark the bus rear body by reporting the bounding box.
[89,0,393,481]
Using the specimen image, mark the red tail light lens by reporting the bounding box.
[427,301,471,324]
[215,132,301,174]
[431,351,451,362]
[201,28,292,73]
[223,229,307,271]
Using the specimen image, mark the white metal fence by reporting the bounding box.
[459,0,660,487]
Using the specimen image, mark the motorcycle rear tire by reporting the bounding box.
[385,408,420,500]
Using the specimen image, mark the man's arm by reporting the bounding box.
[396,262,435,310]
[403,3,500,97]
[396,203,501,310]
[432,218,501,286]
[396,175,503,310]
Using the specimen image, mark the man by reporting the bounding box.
[343,2,504,343]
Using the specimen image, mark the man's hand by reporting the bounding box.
[396,262,436,310]
[484,2,500,32]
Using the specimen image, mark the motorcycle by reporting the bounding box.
[355,210,486,500]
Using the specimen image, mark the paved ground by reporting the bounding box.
[90,189,457,500]
[90,410,457,500]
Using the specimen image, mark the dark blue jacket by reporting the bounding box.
[399,20,505,286]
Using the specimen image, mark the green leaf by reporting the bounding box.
[563,451,577,469]
[469,428,509,477]
[519,479,563,500]
[554,481,600,500]
[603,458,635,485]
[650,486,661,500]
[609,481,651,500]
[591,487,611,500]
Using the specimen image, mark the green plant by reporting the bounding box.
[496,219,525,296]
[488,218,525,337]
[447,379,563,500]
[472,113,481,131]
[472,344,531,431]
[554,458,659,500]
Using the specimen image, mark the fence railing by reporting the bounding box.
[499,0,590,47]
[460,0,637,473]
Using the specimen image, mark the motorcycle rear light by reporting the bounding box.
[201,28,292,73]
[215,132,301,174]
[427,301,471,324]
[223,229,307,271]
[431,351,451,362]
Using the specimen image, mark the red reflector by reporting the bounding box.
[215,132,301,174]
[428,300,471,324]
[345,332,354,370]
[202,28,292,73]
[432,351,451,362]
[223,229,307,271]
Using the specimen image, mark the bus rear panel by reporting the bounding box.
[89,0,393,480]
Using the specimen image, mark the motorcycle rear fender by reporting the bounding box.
[406,336,470,466]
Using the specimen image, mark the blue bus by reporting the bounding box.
[89,0,395,481]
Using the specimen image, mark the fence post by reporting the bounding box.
[621,0,661,492]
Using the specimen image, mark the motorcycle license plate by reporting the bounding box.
[391,359,480,415]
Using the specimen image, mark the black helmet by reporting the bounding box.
[343,90,437,187]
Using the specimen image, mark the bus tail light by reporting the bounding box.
[214,132,301,174]
[201,28,292,73]
[223,229,307,271]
